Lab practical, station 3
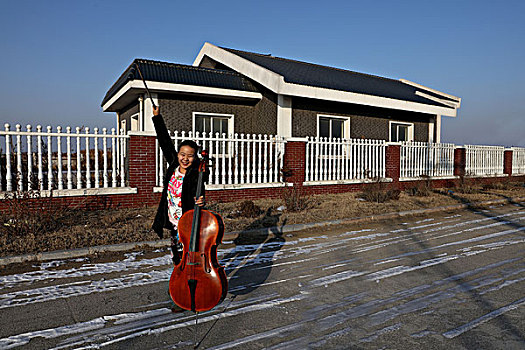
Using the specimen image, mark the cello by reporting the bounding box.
[169,150,228,312]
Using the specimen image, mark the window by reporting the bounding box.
[193,113,233,136]
[317,115,349,139]
[390,122,414,142]
[193,112,234,156]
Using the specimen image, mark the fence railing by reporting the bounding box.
[3,121,524,197]
[0,124,128,192]
[400,142,455,179]
[465,144,505,176]
[305,137,386,182]
[511,147,525,175]
[156,131,286,187]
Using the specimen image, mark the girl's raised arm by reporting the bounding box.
[152,106,177,165]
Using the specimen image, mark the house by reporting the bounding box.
[102,42,461,143]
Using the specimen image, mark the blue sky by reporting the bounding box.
[1,0,524,146]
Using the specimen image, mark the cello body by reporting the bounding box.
[169,209,227,312]
[168,151,228,312]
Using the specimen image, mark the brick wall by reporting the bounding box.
[283,140,306,184]
[454,148,466,177]
[504,150,513,176]
[127,133,159,207]
[386,144,401,185]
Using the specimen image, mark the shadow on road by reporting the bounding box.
[220,208,287,296]
[190,209,288,349]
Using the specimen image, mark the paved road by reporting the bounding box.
[1,203,524,349]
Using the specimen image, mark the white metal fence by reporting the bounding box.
[305,137,386,182]
[400,142,455,179]
[2,121,523,196]
[0,124,128,192]
[156,131,286,187]
[465,144,505,176]
[511,147,525,175]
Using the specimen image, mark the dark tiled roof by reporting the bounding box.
[222,47,457,108]
[102,59,258,106]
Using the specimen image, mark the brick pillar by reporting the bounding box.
[283,139,307,185]
[386,144,400,185]
[454,147,466,177]
[128,132,158,206]
[504,149,513,176]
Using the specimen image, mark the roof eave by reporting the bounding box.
[102,80,262,112]
[282,82,457,117]
[194,42,286,92]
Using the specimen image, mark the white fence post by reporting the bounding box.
[111,128,117,188]
[57,126,63,190]
[85,128,91,189]
[37,125,43,191]
[16,125,22,191]
[46,126,52,190]
[26,125,33,190]
[76,127,82,189]
[5,124,12,191]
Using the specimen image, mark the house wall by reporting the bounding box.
[150,91,432,141]
[157,84,278,135]
[292,97,431,141]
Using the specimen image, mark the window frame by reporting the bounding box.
[389,121,414,142]
[316,114,350,139]
[192,112,234,137]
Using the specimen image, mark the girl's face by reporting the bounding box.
[178,145,197,174]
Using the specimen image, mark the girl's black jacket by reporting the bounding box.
[151,113,207,238]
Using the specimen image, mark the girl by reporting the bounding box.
[151,106,206,264]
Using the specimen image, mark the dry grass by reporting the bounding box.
[360,179,401,203]
[1,180,524,257]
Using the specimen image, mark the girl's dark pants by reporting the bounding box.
[170,229,182,265]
